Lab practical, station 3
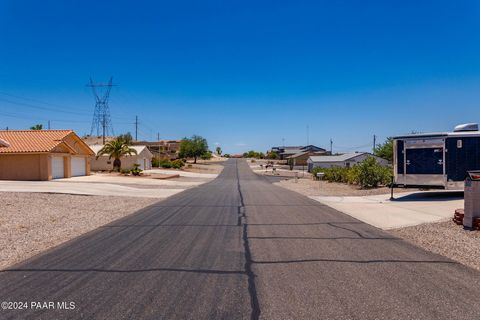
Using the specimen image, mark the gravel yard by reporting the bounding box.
[0,192,158,270]
[274,177,413,197]
[390,221,480,272]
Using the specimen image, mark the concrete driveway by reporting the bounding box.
[0,180,185,198]
[310,191,463,230]
[0,172,217,198]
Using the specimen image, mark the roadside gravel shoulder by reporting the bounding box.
[389,221,480,272]
[0,192,158,270]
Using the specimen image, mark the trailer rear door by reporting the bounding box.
[406,148,443,174]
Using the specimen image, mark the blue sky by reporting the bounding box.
[1,0,479,153]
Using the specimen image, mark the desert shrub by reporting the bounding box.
[171,159,185,169]
[130,163,142,176]
[120,168,130,174]
[159,159,172,168]
[355,156,392,188]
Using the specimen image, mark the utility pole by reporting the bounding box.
[102,115,106,144]
[373,134,377,153]
[135,115,138,141]
[157,132,160,141]
[330,138,333,154]
[48,120,51,130]
[282,138,285,148]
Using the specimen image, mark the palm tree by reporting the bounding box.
[97,137,137,171]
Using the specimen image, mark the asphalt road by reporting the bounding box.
[1,159,480,319]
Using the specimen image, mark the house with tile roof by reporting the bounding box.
[0,130,94,180]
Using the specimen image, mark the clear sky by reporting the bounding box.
[1,0,479,154]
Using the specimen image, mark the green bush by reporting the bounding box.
[159,159,173,168]
[171,159,185,169]
[355,157,392,188]
[243,150,265,159]
[151,157,160,168]
[200,151,213,160]
[310,157,392,188]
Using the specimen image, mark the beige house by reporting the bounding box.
[0,130,94,181]
[89,145,153,171]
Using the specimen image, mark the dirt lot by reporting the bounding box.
[0,192,158,270]
[390,221,480,272]
[183,159,226,174]
[274,177,412,197]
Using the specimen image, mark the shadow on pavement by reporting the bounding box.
[392,191,464,202]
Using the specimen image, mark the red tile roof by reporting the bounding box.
[0,130,74,153]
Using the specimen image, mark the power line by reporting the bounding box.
[0,91,133,121]
[0,110,91,123]
[0,97,88,116]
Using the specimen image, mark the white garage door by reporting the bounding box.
[71,157,86,177]
[52,157,64,179]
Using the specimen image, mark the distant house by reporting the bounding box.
[90,145,153,171]
[0,130,94,180]
[133,140,181,160]
[271,145,327,160]
[286,151,328,166]
[307,152,389,172]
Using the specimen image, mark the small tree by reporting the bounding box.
[97,137,137,171]
[30,124,43,130]
[117,132,134,145]
[179,135,209,164]
[216,146,222,155]
[266,151,278,159]
[374,137,393,162]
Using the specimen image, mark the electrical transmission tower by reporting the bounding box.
[87,77,116,142]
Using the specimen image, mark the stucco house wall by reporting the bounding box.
[0,154,50,180]
[90,146,153,171]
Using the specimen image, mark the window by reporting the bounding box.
[457,140,462,148]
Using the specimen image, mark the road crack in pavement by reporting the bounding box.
[236,161,261,320]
